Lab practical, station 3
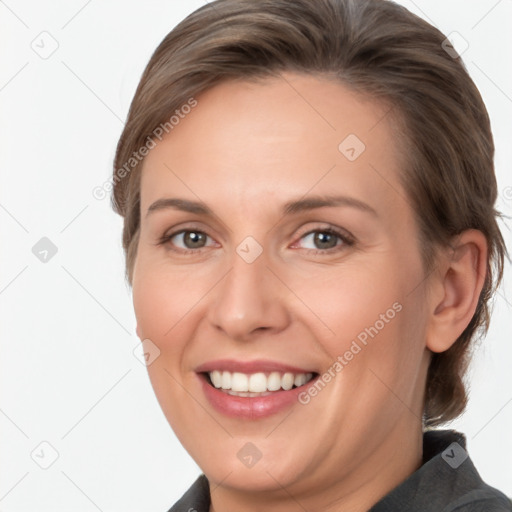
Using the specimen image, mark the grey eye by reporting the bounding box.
[300,230,341,250]
[173,231,209,249]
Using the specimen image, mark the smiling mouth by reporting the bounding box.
[203,370,317,397]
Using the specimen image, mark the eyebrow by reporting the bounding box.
[146,198,212,217]
[145,194,378,218]
[282,195,378,217]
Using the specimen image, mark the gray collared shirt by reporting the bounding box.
[168,430,512,511]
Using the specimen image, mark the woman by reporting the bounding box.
[111,0,511,510]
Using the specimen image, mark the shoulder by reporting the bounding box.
[443,487,512,512]
[166,474,210,512]
[432,431,512,512]
[370,430,511,512]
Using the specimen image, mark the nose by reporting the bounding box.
[207,250,291,341]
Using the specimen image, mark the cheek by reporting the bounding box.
[131,263,206,430]
[289,260,406,342]
[132,261,200,353]
[288,251,427,382]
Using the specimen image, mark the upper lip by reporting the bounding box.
[195,359,316,374]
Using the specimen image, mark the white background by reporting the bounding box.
[1,1,511,510]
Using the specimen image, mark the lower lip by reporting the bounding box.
[199,374,315,419]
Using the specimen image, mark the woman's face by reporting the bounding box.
[132,74,433,500]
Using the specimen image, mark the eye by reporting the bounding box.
[159,230,216,252]
[293,228,354,252]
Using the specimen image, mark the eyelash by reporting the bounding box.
[157,226,355,256]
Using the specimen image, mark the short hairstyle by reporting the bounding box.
[111,0,506,426]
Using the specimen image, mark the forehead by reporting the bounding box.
[139,73,406,215]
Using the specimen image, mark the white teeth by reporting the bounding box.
[282,372,294,391]
[210,370,222,388]
[231,372,249,392]
[248,373,267,392]
[208,370,314,393]
[267,372,282,391]
[221,371,231,390]
[294,373,306,387]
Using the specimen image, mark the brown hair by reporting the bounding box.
[111,0,506,426]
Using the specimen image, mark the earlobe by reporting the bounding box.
[426,230,488,353]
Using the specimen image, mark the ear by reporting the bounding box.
[136,324,142,339]
[426,230,488,353]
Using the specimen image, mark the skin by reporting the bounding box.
[131,73,487,511]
